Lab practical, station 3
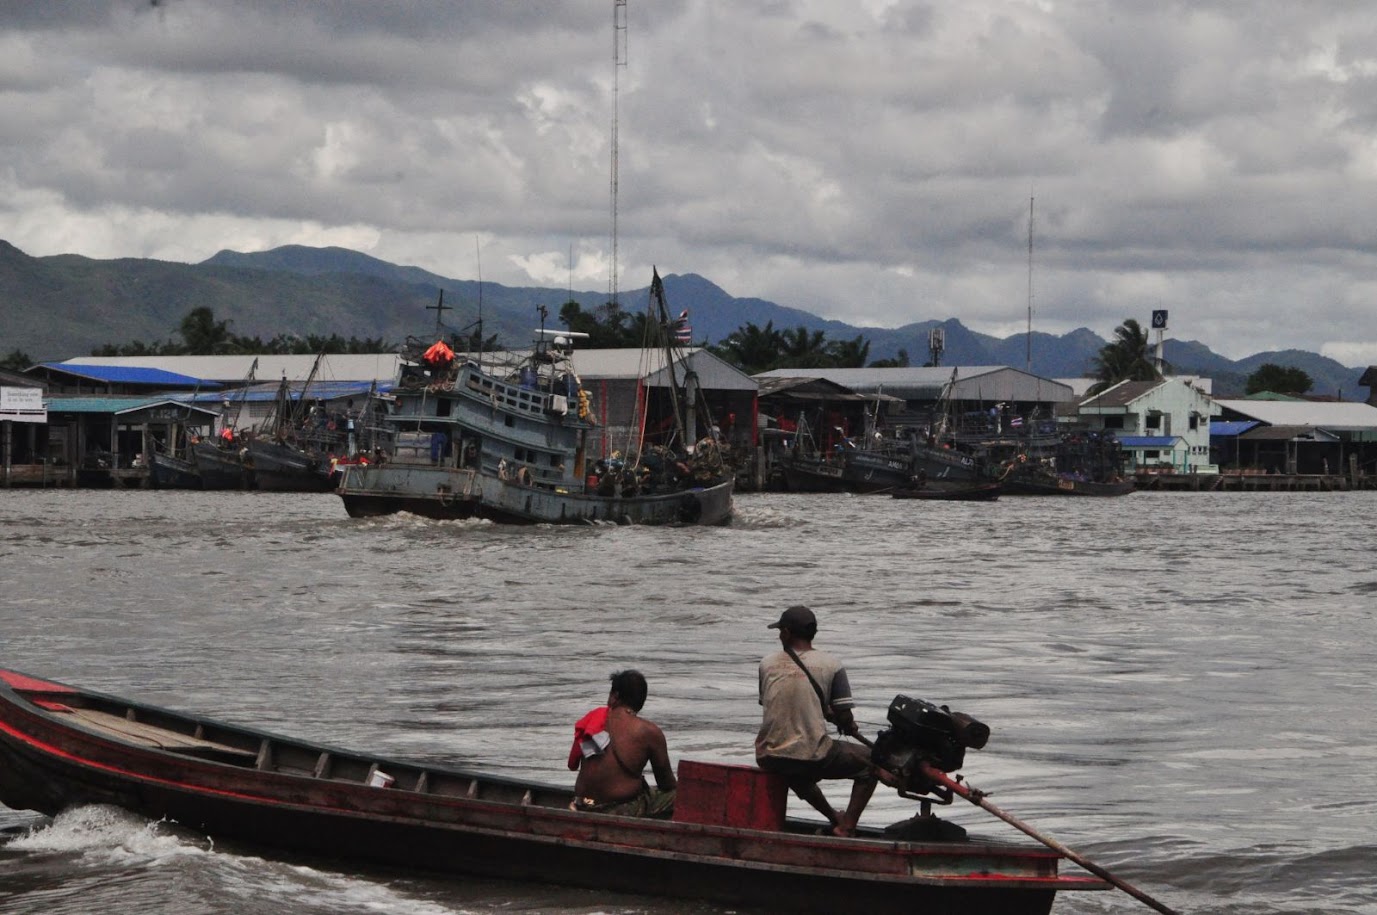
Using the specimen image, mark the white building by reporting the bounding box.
[1077,379,1219,473]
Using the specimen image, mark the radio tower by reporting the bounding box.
[1026,195,1034,372]
[609,0,627,307]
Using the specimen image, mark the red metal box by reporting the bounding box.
[671,760,788,830]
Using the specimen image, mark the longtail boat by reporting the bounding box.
[0,669,1109,914]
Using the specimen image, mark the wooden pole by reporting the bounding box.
[918,762,1181,915]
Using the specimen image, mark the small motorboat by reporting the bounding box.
[892,481,1003,501]
[0,669,1111,914]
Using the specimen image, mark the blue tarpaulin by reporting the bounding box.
[1210,420,1260,437]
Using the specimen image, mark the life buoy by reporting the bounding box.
[516,466,533,486]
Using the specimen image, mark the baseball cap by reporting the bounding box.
[768,605,817,631]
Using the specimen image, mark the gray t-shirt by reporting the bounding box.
[755,647,854,762]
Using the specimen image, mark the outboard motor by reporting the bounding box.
[871,695,990,841]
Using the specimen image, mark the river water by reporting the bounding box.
[1,488,1374,915]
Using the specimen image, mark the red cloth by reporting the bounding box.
[568,706,609,771]
[423,340,454,364]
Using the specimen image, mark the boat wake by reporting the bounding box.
[4,804,476,915]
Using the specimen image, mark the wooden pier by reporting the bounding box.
[1135,471,1375,492]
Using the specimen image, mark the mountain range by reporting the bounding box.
[1,239,1369,398]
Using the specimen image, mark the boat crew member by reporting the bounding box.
[569,670,676,818]
[755,605,895,837]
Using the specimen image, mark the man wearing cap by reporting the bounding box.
[755,604,887,837]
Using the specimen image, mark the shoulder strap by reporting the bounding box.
[783,645,834,722]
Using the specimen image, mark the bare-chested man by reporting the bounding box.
[569,670,676,818]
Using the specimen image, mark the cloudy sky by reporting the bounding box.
[3,1,1376,364]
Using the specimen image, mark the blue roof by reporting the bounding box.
[40,363,217,388]
[1119,436,1178,448]
[1210,420,1260,437]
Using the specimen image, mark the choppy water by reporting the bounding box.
[2,488,1375,914]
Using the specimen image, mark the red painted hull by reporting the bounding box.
[0,669,1105,914]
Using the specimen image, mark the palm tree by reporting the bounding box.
[778,326,830,369]
[1089,318,1163,394]
[178,307,235,354]
[826,334,871,368]
[713,321,785,374]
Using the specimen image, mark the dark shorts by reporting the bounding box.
[757,740,875,787]
[572,787,676,819]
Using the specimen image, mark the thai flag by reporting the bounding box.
[1010,415,1024,428]
[673,309,692,344]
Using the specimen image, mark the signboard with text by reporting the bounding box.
[0,386,47,423]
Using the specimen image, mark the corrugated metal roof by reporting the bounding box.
[43,396,221,416]
[60,354,403,384]
[755,365,1009,385]
[1119,435,1179,448]
[1238,424,1339,442]
[39,363,216,388]
[754,376,899,401]
[1215,399,1377,431]
[1079,380,1165,408]
[1210,420,1260,436]
[753,365,1074,403]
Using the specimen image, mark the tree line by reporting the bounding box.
[89,306,390,357]
[3,304,1313,396]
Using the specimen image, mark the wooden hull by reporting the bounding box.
[910,444,987,483]
[190,442,251,490]
[893,482,1002,501]
[779,451,911,494]
[0,669,1103,914]
[1002,475,1136,497]
[779,455,849,492]
[339,463,733,526]
[147,452,202,490]
[243,440,334,492]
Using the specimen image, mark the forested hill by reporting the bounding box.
[0,239,1367,397]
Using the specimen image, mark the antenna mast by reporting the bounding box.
[1026,195,1034,372]
[609,0,628,308]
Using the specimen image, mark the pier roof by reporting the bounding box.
[37,363,215,389]
[1215,399,1377,432]
[59,354,402,385]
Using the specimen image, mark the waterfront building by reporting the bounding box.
[1075,378,1219,474]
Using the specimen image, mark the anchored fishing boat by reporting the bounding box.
[892,480,1002,501]
[338,270,733,525]
[0,668,1119,915]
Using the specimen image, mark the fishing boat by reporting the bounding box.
[0,668,1110,915]
[190,438,252,490]
[146,448,202,490]
[892,480,1002,501]
[338,270,733,525]
[242,357,338,492]
[996,433,1136,497]
[776,415,913,494]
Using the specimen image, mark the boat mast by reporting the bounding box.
[649,269,689,451]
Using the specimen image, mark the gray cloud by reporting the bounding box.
[2,0,1376,363]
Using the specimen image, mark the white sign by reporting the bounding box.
[0,386,47,423]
